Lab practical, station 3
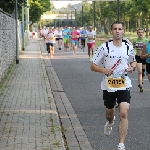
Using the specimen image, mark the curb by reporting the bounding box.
[39,40,66,150]
[39,39,93,150]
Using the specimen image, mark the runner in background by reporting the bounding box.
[80,27,87,51]
[43,26,49,41]
[45,27,56,57]
[62,26,70,51]
[39,27,44,39]
[54,27,63,50]
[77,27,81,48]
[86,26,96,60]
[70,27,80,55]
[132,28,148,92]
[141,40,150,82]
[69,27,73,50]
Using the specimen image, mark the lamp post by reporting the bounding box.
[15,0,19,64]
[74,7,77,28]
[117,0,120,21]
[71,11,72,27]
[82,4,83,27]
[93,1,96,30]
[26,0,29,32]
[22,3,24,50]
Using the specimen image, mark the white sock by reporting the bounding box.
[118,143,124,147]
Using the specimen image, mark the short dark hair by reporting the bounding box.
[137,28,144,33]
[110,21,124,30]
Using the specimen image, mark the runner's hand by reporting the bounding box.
[125,64,133,73]
[104,68,114,76]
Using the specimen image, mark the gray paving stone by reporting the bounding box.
[0,39,66,150]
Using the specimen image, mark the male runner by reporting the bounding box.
[80,27,87,51]
[91,21,136,150]
[141,40,150,82]
[62,26,70,51]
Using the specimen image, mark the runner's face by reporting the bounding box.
[137,29,144,38]
[110,24,124,40]
[89,27,92,31]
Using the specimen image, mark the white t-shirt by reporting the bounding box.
[86,30,96,43]
[43,29,49,37]
[45,32,55,43]
[92,40,136,92]
[54,30,63,38]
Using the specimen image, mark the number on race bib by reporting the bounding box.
[107,77,126,89]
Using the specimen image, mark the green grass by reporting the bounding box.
[96,32,149,46]
[95,40,103,47]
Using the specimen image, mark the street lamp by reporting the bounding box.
[82,4,83,27]
[15,0,19,64]
[93,1,96,30]
[117,0,120,21]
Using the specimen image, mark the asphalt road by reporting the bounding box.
[50,45,150,150]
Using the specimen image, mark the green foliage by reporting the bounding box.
[0,0,50,24]
[29,0,51,23]
[0,0,24,15]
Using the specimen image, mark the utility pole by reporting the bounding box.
[22,4,25,50]
[15,0,19,64]
[82,4,83,27]
[93,1,96,30]
[117,0,120,21]
[75,8,77,28]
[26,0,29,35]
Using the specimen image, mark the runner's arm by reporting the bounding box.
[91,63,113,76]
[140,44,149,59]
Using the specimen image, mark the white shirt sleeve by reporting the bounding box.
[92,43,106,65]
[128,45,136,63]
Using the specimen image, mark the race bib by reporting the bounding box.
[81,34,85,37]
[49,37,54,40]
[88,37,93,40]
[107,77,126,89]
[72,35,76,38]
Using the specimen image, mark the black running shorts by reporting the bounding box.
[135,55,146,65]
[103,89,131,109]
[146,62,150,74]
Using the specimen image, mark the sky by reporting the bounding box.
[52,1,82,9]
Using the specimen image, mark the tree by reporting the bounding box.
[0,0,24,15]
[29,0,51,23]
[0,0,51,24]
[132,0,150,37]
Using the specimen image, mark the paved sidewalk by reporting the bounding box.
[0,39,66,150]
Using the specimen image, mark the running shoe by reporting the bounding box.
[73,52,75,55]
[138,80,143,88]
[104,116,115,136]
[140,86,144,92]
[117,145,125,150]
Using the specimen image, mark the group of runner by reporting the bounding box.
[40,23,150,150]
[40,26,96,59]
[40,25,150,90]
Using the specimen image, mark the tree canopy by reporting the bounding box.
[0,0,51,23]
